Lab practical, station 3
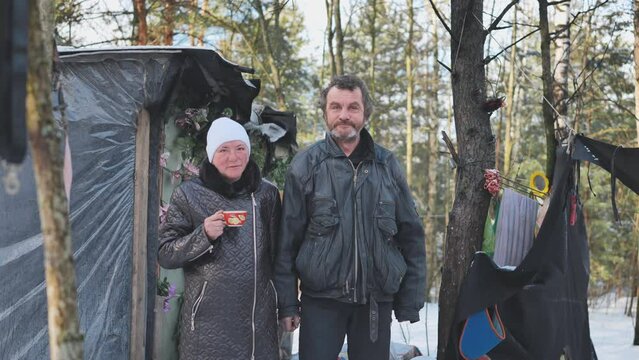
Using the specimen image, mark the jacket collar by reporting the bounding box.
[324,128,375,161]
[198,158,261,198]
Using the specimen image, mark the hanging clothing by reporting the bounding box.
[492,188,539,268]
[446,149,597,360]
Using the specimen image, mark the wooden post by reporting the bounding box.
[131,109,150,359]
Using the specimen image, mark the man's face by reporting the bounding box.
[325,87,365,142]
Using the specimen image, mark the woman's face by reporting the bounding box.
[212,140,249,183]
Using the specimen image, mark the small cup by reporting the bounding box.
[222,211,248,227]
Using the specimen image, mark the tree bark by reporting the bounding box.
[133,0,148,45]
[27,0,83,358]
[405,0,415,186]
[253,0,287,109]
[368,0,378,136]
[198,0,209,45]
[633,0,639,346]
[552,0,571,128]
[162,0,175,45]
[437,0,493,358]
[334,0,344,75]
[326,0,337,77]
[573,4,594,133]
[539,0,557,182]
[425,7,442,302]
[503,5,517,176]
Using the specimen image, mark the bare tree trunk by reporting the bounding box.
[368,0,378,136]
[495,110,502,171]
[334,0,344,75]
[405,0,415,186]
[438,0,492,358]
[424,7,441,302]
[189,0,197,46]
[552,0,570,128]
[198,0,209,45]
[133,0,148,45]
[511,83,522,169]
[539,0,557,182]
[27,0,83,358]
[163,0,175,45]
[574,4,594,133]
[326,0,337,77]
[633,0,639,346]
[503,5,517,176]
[253,0,286,109]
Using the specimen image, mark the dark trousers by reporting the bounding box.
[299,294,392,360]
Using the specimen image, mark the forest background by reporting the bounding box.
[53,0,639,356]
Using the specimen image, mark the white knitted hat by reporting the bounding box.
[205,117,251,162]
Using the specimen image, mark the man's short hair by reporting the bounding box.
[319,74,375,121]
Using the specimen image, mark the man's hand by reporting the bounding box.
[279,315,301,332]
[204,210,225,241]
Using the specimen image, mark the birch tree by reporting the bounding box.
[553,0,571,129]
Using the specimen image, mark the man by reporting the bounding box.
[274,74,426,360]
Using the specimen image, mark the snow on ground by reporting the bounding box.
[589,296,639,359]
[290,299,639,359]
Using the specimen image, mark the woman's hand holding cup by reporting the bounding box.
[204,210,226,241]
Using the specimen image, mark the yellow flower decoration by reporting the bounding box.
[529,170,549,197]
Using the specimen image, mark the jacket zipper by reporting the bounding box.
[269,279,278,314]
[190,244,215,262]
[348,160,362,302]
[250,193,258,360]
[190,280,208,331]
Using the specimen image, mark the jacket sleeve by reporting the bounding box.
[158,186,217,269]
[389,154,426,323]
[273,166,308,318]
[269,186,282,270]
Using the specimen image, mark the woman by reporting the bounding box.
[158,117,280,359]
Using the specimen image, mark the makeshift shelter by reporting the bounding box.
[0,47,297,359]
[446,136,639,360]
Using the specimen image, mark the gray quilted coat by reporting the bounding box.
[158,160,280,360]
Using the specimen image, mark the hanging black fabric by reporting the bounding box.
[572,135,639,222]
[572,135,639,195]
[0,0,29,164]
[446,149,597,360]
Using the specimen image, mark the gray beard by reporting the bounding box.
[330,127,359,142]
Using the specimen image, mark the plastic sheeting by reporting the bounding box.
[0,47,259,359]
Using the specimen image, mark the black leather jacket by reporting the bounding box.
[274,129,426,322]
